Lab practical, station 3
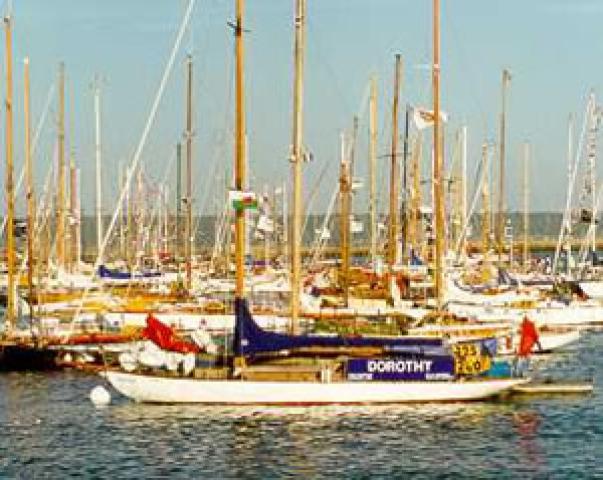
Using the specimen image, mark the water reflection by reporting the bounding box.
[0,333,601,478]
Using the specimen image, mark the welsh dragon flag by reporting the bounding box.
[229,190,258,211]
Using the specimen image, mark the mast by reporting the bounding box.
[408,133,422,256]
[388,54,402,268]
[119,163,125,259]
[589,102,598,254]
[289,0,306,333]
[497,69,511,261]
[56,62,66,269]
[4,13,15,330]
[185,54,193,291]
[176,142,182,262]
[25,57,35,326]
[460,125,467,254]
[76,168,81,265]
[369,76,377,264]
[566,115,573,274]
[339,133,351,307]
[234,0,246,300]
[401,104,410,263]
[94,78,103,262]
[69,155,77,270]
[481,143,490,257]
[126,163,134,269]
[432,0,445,306]
[522,142,530,271]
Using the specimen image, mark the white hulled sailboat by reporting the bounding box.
[103,0,525,405]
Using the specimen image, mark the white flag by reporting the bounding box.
[413,107,448,130]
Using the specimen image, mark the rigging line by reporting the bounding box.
[299,82,369,240]
[302,155,332,235]
[133,150,177,258]
[441,1,489,134]
[454,144,488,258]
[193,43,235,239]
[19,152,56,279]
[1,83,55,234]
[306,20,353,116]
[553,95,592,272]
[69,0,197,329]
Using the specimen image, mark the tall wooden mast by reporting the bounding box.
[497,69,511,260]
[388,54,402,268]
[185,54,193,291]
[94,78,103,262]
[69,154,77,270]
[339,134,351,307]
[4,14,15,330]
[460,125,467,254]
[234,0,246,299]
[432,0,445,306]
[481,143,491,257]
[289,0,305,332]
[56,62,66,269]
[369,76,377,264]
[25,57,35,325]
[408,133,422,255]
[176,142,182,261]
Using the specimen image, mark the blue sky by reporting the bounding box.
[6,0,603,214]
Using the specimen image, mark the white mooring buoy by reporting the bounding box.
[90,385,111,406]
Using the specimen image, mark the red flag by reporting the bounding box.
[142,314,200,354]
[518,317,540,357]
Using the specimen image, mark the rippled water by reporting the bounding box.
[1,334,602,478]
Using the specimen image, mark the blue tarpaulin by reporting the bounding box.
[233,298,447,357]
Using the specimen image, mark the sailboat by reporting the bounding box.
[0,15,60,371]
[103,0,525,404]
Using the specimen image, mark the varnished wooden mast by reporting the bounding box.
[408,133,422,256]
[460,125,467,254]
[175,143,182,262]
[234,0,246,299]
[4,14,15,330]
[481,143,490,257]
[56,62,66,269]
[69,155,77,270]
[25,57,35,325]
[497,69,511,260]
[369,76,377,264]
[388,54,402,268]
[94,79,103,263]
[185,54,193,291]
[290,0,305,332]
[339,134,351,307]
[432,0,445,306]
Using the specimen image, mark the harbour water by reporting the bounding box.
[1,333,602,478]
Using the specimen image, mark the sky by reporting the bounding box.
[5,0,603,216]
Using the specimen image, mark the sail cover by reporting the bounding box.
[98,265,162,280]
[234,298,446,357]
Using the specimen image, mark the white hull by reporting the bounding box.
[102,311,290,332]
[579,281,603,300]
[104,371,526,405]
[447,301,603,327]
[538,329,581,352]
